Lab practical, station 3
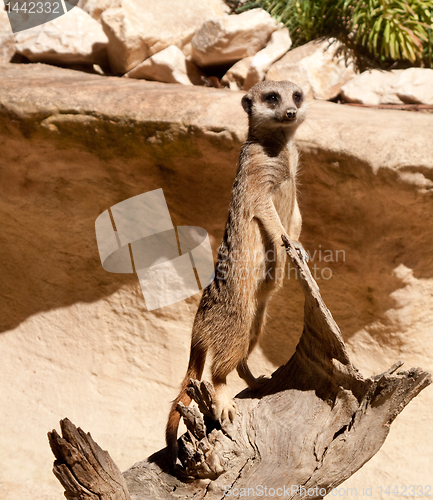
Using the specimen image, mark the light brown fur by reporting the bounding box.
[166,81,307,463]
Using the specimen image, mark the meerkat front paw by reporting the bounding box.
[296,244,309,262]
[282,237,309,262]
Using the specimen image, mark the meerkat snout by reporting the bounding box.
[286,108,297,120]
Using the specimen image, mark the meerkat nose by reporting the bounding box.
[286,108,297,120]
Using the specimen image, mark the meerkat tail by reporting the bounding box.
[165,342,207,463]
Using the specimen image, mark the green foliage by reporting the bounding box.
[238,0,433,69]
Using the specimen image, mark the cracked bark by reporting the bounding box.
[48,239,431,500]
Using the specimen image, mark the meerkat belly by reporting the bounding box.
[239,216,282,292]
[274,180,294,258]
[228,224,266,288]
[273,179,294,228]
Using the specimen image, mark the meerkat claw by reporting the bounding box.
[297,246,309,262]
[281,234,290,247]
[281,237,309,262]
[213,397,236,423]
[290,240,309,262]
[221,400,236,423]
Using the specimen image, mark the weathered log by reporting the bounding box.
[49,240,431,500]
[48,418,131,500]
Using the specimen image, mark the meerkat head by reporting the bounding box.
[241,80,306,131]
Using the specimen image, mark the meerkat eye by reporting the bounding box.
[293,91,303,106]
[263,92,280,104]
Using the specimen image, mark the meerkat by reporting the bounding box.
[166,80,307,462]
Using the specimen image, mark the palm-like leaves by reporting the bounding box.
[238,0,433,68]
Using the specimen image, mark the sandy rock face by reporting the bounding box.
[77,0,122,20]
[14,6,108,66]
[191,8,279,68]
[0,64,432,499]
[125,45,204,85]
[266,38,356,100]
[101,0,229,75]
[243,27,292,90]
[342,263,433,495]
[0,11,14,64]
[341,68,433,105]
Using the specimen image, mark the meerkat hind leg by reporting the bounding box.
[236,302,270,391]
[237,359,269,391]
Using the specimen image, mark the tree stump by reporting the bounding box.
[48,239,431,500]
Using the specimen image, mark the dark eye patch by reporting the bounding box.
[262,92,280,104]
[293,91,303,107]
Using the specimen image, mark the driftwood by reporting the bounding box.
[48,239,431,500]
[48,418,131,500]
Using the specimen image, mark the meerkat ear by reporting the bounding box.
[241,94,253,114]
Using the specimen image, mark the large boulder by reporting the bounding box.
[0,63,432,498]
[191,8,279,69]
[0,10,15,63]
[125,45,204,85]
[266,38,356,100]
[14,5,108,66]
[341,68,433,105]
[243,27,292,90]
[101,0,229,75]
